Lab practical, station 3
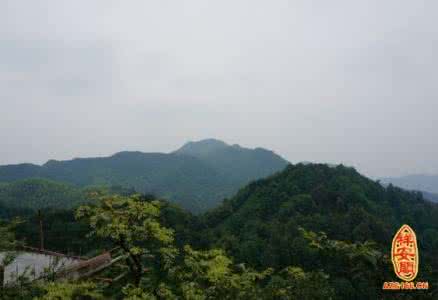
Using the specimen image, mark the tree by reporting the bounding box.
[76,195,175,286]
[0,218,21,251]
[76,195,294,299]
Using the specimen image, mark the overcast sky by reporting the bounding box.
[1,1,437,178]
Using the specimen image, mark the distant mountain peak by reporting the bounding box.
[380,173,438,195]
[0,139,289,212]
[174,139,230,156]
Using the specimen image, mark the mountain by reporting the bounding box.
[381,174,438,194]
[174,138,229,157]
[202,163,438,298]
[175,139,288,185]
[422,190,438,203]
[0,139,288,212]
[380,174,438,203]
[5,163,438,298]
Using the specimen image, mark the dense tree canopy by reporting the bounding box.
[202,164,438,298]
[0,178,90,210]
[0,139,287,212]
[1,163,438,299]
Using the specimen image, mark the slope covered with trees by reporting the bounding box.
[1,195,336,300]
[0,139,288,212]
[0,178,90,210]
[174,138,288,184]
[202,163,438,298]
[381,174,438,203]
[381,174,438,195]
[422,191,438,203]
[1,163,438,298]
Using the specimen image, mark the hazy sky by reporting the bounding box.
[1,1,437,178]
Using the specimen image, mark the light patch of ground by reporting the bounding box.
[0,251,81,285]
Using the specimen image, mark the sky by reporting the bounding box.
[1,1,437,178]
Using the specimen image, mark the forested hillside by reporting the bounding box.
[422,191,438,203]
[0,140,287,212]
[0,178,90,210]
[381,174,438,195]
[2,164,438,298]
[202,163,438,298]
[174,138,288,183]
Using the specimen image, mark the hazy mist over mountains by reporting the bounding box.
[3,137,438,206]
[2,2,438,298]
[0,139,288,212]
[381,174,438,203]
[2,2,438,179]
[381,174,438,194]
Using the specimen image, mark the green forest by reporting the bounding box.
[0,140,287,213]
[1,163,437,299]
[3,0,438,298]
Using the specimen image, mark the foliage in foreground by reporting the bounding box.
[2,163,438,299]
[1,195,335,299]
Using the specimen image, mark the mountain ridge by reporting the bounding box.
[202,163,438,298]
[0,139,289,212]
[381,173,438,203]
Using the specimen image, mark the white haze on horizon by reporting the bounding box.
[1,1,438,178]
